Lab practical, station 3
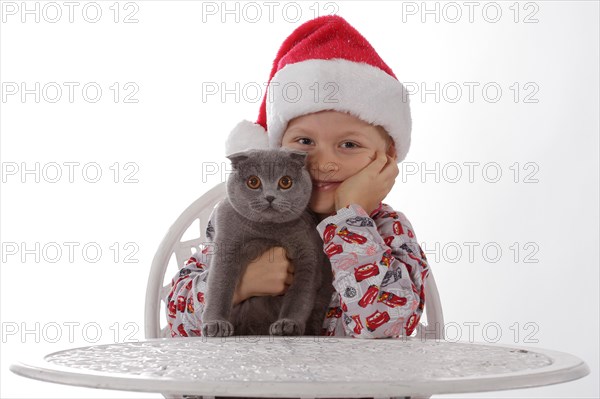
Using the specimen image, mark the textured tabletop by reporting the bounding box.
[10,336,590,397]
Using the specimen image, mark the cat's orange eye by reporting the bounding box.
[247,176,261,189]
[278,176,293,189]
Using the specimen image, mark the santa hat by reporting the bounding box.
[225,15,412,163]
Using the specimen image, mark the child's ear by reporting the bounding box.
[386,140,397,160]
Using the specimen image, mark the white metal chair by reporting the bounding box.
[145,182,445,399]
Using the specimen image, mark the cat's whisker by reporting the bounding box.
[273,202,292,213]
[248,199,269,213]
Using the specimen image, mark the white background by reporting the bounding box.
[1,1,598,398]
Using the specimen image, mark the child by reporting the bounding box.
[167,15,430,339]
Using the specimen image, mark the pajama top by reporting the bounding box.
[166,201,430,339]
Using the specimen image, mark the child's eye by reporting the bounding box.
[341,141,360,149]
[297,138,313,145]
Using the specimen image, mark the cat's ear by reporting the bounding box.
[226,151,249,170]
[283,149,309,165]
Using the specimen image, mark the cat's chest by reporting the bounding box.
[232,214,305,239]
[216,202,314,241]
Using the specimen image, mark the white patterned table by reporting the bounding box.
[10,336,590,399]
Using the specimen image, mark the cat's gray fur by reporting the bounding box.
[200,148,335,337]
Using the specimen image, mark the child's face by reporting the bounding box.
[281,110,396,218]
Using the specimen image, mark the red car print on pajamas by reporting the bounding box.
[377,291,408,308]
[337,227,367,244]
[380,250,393,268]
[340,298,348,312]
[326,307,343,318]
[384,235,394,247]
[177,295,186,312]
[351,314,364,335]
[168,300,176,319]
[405,314,419,336]
[358,285,379,308]
[177,323,188,337]
[323,223,337,244]
[393,221,403,235]
[185,256,205,269]
[184,257,197,266]
[354,262,380,282]
[325,242,343,257]
[366,310,390,332]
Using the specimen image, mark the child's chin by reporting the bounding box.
[309,198,336,217]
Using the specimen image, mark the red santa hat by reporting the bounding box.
[225,15,412,163]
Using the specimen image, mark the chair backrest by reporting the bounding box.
[145,182,445,340]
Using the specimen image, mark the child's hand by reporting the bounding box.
[234,246,294,304]
[334,151,399,215]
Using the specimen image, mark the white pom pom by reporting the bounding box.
[224,120,269,156]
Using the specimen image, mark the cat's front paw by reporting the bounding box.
[201,320,234,337]
[269,318,304,336]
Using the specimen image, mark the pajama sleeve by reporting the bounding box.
[316,203,430,339]
[166,207,218,338]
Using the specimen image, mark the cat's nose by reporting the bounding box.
[265,195,275,203]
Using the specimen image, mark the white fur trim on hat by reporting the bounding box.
[224,120,269,156]
[266,58,412,163]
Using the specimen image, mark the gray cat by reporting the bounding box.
[200,148,335,337]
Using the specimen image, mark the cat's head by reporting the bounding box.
[225,148,312,223]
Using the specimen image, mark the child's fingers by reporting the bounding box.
[366,151,389,175]
[383,154,399,177]
[374,152,397,176]
[377,155,399,191]
[278,246,292,261]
